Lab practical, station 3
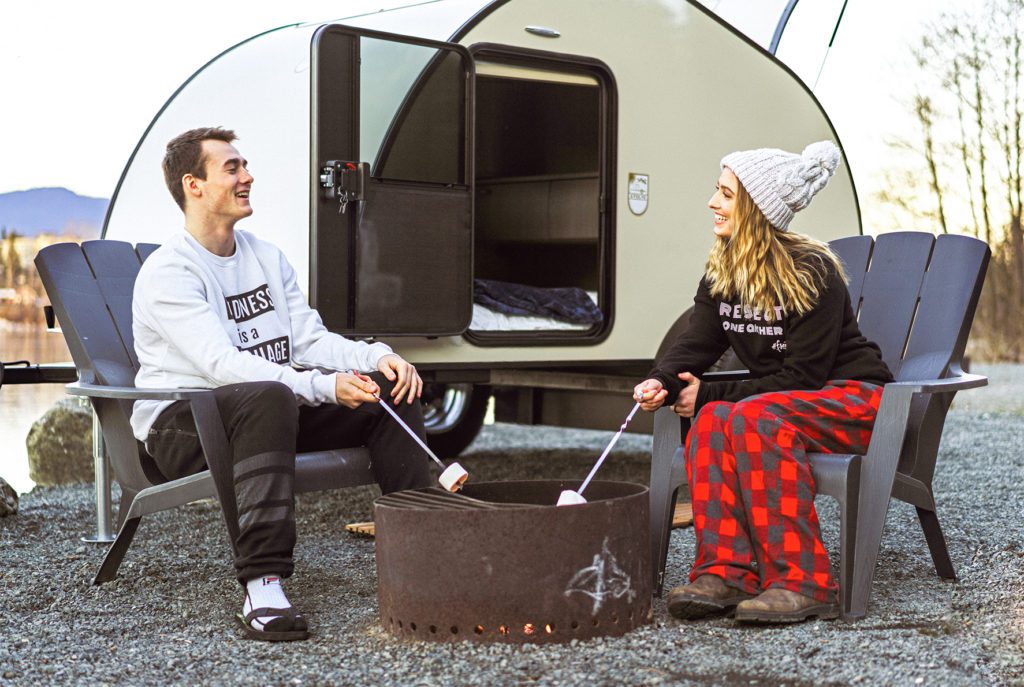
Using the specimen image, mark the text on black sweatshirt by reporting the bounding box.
[648,267,893,411]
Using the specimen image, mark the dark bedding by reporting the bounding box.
[473,279,603,325]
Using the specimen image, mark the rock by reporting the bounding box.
[0,477,17,516]
[26,398,93,486]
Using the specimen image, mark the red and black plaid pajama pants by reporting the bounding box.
[684,380,883,603]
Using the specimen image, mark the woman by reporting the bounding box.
[633,141,893,624]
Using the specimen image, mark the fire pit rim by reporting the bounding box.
[373,478,649,514]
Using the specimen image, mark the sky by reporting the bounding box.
[1,0,951,208]
[0,0,421,198]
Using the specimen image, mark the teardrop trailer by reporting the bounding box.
[102,0,861,456]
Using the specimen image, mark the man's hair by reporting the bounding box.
[162,127,238,210]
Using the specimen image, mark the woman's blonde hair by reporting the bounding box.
[705,178,846,321]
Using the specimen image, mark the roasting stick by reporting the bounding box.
[557,401,643,506]
[373,393,469,492]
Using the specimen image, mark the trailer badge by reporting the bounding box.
[628,173,649,215]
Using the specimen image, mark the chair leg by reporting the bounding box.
[92,517,141,585]
[650,454,687,597]
[650,408,687,596]
[190,397,241,555]
[115,487,137,530]
[648,456,677,596]
[837,457,860,621]
[662,456,688,595]
[916,506,956,580]
[846,385,917,620]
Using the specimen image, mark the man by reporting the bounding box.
[131,127,432,642]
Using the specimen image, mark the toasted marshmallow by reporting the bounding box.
[439,462,469,492]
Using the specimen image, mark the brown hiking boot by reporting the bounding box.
[734,587,839,624]
[666,575,756,620]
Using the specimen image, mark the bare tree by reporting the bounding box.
[887,0,1024,361]
[913,93,949,234]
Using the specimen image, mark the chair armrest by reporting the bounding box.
[857,371,989,535]
[883,372,988,395]
[700,369,752,382]
[65,381,213,402]
[67,380,243,551]
[698,372,987,394]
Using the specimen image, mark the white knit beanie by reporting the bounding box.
[720,141,842,232]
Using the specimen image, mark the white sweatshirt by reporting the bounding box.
[130,229,393,441]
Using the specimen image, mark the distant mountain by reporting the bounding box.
[0,187,108,238]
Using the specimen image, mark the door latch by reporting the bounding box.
[320,160,368,214]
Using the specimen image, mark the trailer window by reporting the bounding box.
[466,52,615,345]
[361,38,466,185]
[310,26,473,336]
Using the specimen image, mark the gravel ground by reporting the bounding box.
[1,363,1021,686]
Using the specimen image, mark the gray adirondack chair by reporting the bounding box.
[35,240,374,585]
[648,231,990,620]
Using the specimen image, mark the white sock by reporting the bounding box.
[243,574,291,630]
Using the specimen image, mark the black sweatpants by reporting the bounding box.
[143,372,432,582]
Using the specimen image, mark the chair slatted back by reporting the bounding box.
[829,235,873,309]
[831,232,989,481]
[830,232,989,383]
[855,232,935,380]
[37,240,167,490]
[136,243,160,263]
[899,235,990,381]
[81,241,147,373]
[35,241,145,386]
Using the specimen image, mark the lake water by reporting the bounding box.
[1,322,75,494]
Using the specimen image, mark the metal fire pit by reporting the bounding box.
[374,480,651,643]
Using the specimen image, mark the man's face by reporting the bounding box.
[191,139,254,221]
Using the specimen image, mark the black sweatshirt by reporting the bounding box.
[648,267,893,411]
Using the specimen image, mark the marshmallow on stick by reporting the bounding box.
[439,463,469,492]
[556,401,642,506]
[373,392,469,492]
[556,489,587,506]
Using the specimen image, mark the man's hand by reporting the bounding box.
[671,372,701,418]
[335,372,379,409]
[376,353,422,405]
[633,378,667,412]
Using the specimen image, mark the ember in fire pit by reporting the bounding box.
[374,480,651,643]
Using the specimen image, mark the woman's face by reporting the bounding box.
[708,167,739,239]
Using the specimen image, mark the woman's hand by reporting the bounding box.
[633,379,667,412]
[335,372,379,409]
[376,353,422,404]
[671,372,701,418]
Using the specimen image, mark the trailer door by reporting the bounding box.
[311,25,473,336]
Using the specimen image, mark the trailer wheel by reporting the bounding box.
[422,383,491,458]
